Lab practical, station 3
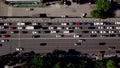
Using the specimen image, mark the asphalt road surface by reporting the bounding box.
[0,18,120,57]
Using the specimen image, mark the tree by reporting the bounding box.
[106,60,115,68]
[96,0,111,12]
[31,55,43,68]
[94,60,106,68]
[65,63,75,68]
[90,9,104,18]
[53,62,61,68]
[59,0,64,5]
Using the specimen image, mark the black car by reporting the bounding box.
[47,22,52,25]
[42,27,48,30]
[99,42,106,45]
[32,35,40,38]
[82,31,89,33]
[0,31,7,34]
[109,34,116,37]
[0,44,2,47]
[34,25,42,29]
[90,34,97,37]
[88,27,95,29]
[0,23,4,25]
[11,31,19,34]
[40,43,47,46]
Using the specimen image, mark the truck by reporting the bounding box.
[25,26,34,30]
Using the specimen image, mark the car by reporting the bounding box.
[99,42,106,45]
[1,35,10,38]
[32,35,40,38]
[98,26,105,29]
[0,44,2,47]
[116,34,120,37]
[75,27,82,29]
[61,23,67,25]
[66,27,75,30]
[32,23,41,25]
[78,39,86,42]
[88,27,95,29]
[40,43,47,46]
[74,43,81,46]
[73,34,82,38]
[69,22,76,25]
[57,27,64,30]
[116,27,120,29]
[98,51,105,54]
[4,23,12,26]
[109,34,116,37]
[11,31,19,34]
[25,22,32,25]
[17,26,25,29]
[108,46,116,50]
[75,22,81,26]
[106,26,114,29]
[0,31,7,34]
[61,15,68,18]
[32,31,41,34]
[34,25,42,29]
[115,22,120,24]
[49,27,57,29]
[94,22,103,25]
[64,30,74,33]
[17,23,25,25]
[44,31,50,33]
[51,30,59,33]
[90,34,97,37]
[81,13,87,18]
[0,26,8,29]
[91,31,99,34]
[16,47,24,51]
[82,31,89,33]
[108,31,116,33]
[42,27,48,30]
[0,23,4,25]
[20,31,28,34]
[103,22,111,25]
[47,22,52,25]
[100,31,107,34]
[56,34,64,38]
[8,27,16,30]
[100,34,109,37]
[1,39,9,43]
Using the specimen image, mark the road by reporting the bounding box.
[0,18,120,56]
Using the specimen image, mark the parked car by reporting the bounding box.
[82,31,89,33]
[50,30,59,33]
[78,39,86,42]
[32,35,40,38]
[4,23,12,26]
[32,31,41,34]
[16,47,24,51]
[56,34,64,38]
[90,34,97,37]
[99,42,106,45]
[0,31,7,34]
[88,27,95,29]
[20,31,28,34]
[0,44,2,47]
[94,22,103,25]
[108,46,116,50]
[73,34,82,38]
[11,31,19,34]
[1,39,9,43]
[75,27,82,29]
[40,43,47,46]
[74,43,81,46]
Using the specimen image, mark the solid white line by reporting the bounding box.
[0,37,120,39]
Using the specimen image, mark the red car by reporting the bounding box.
[76,22,81,26]
[9,27,13,30]
[2,35,7,38]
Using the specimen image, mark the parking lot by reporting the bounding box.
[0,18,120,56]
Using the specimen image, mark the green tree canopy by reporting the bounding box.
[94,60,106,68]
[106,60,115,68]
[53,62,61,68]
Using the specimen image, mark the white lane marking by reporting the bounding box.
[0,37,120,39]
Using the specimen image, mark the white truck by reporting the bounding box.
[25,26,34,30]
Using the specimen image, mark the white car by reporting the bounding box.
[108,31,115,33]
[91,31,98,34]
[51,30,57,33]
[63,31,69,33]
[16,47,24,51]
[32,23,37,25]
[17,26,24,29]
[1,39,9,43]
[116,27,120,29]
[61,23,67,25]
[98,26,104,29]
[100,31,106,34]
[115,22,120,24]
[49,27,54,29]
[32,31,37,34]
[94,22,103,25]
[17,23,25,25]
[73,34,81,38]
[56,34,64,38]
[57,27,62,30]
[0,26,4,29]
[4,23,11,26]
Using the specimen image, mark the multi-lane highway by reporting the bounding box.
[0,18,120,56]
